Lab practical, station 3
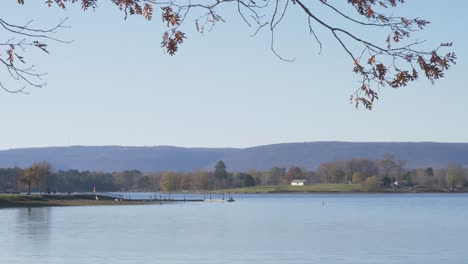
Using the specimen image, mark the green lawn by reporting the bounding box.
[214,184,361,194]
[0,193,41,199]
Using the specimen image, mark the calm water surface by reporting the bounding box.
[1,194,467,263]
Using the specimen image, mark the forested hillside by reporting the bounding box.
[0,142,467,172]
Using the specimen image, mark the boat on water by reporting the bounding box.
[227,197,235,202]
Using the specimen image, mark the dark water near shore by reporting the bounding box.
[1,194,467,263]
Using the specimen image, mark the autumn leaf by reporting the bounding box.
[143,3,153,20]
[7,48,14,65]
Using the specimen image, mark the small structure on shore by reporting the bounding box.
[291,179,308,186]
[394,181,409,187]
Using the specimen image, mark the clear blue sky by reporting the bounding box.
[0,1,467,149]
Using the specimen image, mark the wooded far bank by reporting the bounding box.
[1,155,467,194]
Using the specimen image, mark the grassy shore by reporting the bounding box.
[213,184,362,194]
[214,184,468,194]
[0,194,166,208]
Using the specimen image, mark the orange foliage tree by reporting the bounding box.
[1,0,456,109]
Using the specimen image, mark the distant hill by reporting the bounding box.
[0,142,467,172]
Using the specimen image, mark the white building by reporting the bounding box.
[291,179,308,186]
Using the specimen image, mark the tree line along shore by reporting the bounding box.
[1,155,467,196]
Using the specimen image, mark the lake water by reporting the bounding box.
[1,194,467,263]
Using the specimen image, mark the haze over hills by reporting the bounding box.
[0,142,467,172]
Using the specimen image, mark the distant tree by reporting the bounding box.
[352,172,361,184]
[160,171,179,192]
[316,161,345,183]
[378,154,406,181]
[382,176,392,187]
[112,170,142,191]
[0,167,21,192]
[244,170,262,186]
[214,161,228,180]
[2,1,456,108]
[434,169,447,189]
[144,174,162,191]
[191,170,214,191]
[426,168,435,177]
[410,168,435,187]
[303,170,318,184]
[362,176,379,192]
[401,171,413,186]
[33,162,52,193]
[54,169,115,192]
[267,167,286,186]
[286,166,304,183]
[378,154,395,177]
[178,174,192,191]
[17,162,52,194]
[137,176,151,190]
[243,174,256,187]
[18,167,33,195]
[345,159,378,182]
[445,163,465,189]
[90,172,115,192]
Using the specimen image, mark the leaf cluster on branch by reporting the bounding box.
[1,0,456,109]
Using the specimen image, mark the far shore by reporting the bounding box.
[211,183,468,194]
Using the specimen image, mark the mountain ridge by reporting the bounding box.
[1,142,467,172]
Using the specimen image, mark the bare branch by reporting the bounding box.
[1,0,455,111]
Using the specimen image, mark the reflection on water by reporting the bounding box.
[16,207,51,241]
[0,207,53,263]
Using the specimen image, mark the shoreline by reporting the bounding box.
[2,190,466,208]
[213,191,468,195]
[0,199,168,208]
[211,183,468,194]
[0,194,173,208]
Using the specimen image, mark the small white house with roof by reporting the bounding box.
[290,179,308,186]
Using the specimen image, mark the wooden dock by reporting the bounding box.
[94,193,234,203]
